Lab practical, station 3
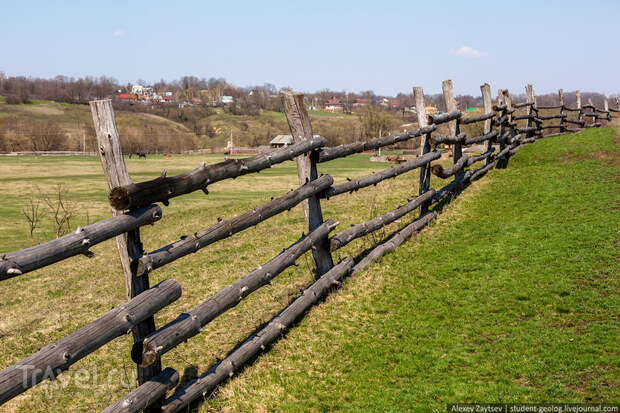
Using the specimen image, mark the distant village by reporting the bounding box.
[116,84,439,114]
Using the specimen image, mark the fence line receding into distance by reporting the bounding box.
[0,81,615,412]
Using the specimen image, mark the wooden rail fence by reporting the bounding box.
[0,81,615,412]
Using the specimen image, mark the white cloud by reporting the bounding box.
[450,46,488,58]
[112,29,125,37]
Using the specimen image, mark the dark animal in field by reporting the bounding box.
[127,153,147,159]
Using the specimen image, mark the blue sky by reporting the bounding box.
[1,0,618,96]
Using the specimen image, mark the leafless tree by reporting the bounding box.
[22,198,42,245]
[41,184,75,238]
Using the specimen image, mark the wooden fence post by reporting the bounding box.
[480,83,493,166]
[558,89,565,132]
[90,100,162,411]
[576,90,582,123]
[525,84,535,140]
[280,92,334,278]
[441,80,463,180]
[496,89,513,169]
[413,86,432,215]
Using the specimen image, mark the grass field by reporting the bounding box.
[0,126,618,411]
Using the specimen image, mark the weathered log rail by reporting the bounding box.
[0,279,181,404]
[0,82,614,411]
[0,204,162,280]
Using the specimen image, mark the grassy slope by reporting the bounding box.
[208,127,620,411]
[0,99,194,146]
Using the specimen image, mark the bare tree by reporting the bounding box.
[41,184,75,238]
[22,198,42,245]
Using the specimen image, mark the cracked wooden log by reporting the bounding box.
[460,112,495,124]
[463,130,498,145]
[322,151,440,198]
[0,205,161,281]
[160,258,355,413]
[108,136,326,210]
[431,132,466,145]
[132,220,338,368]
[137,174,333,276]
[0,279,181,405]
[102,368,179,413]
[428,110,461,125]
[329,190,435,251]
[352,212,437,274]
[316,126,436,163]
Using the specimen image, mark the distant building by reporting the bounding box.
[220,96,234,105]
[324,97,344,112]
[352,98,370,108]
[270,134,322,148]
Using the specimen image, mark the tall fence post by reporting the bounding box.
[414,86,432,215]
[280,92,334,278]
[495,89,508,169]
[442,80,463,180]
[525,84,535,140]
[89,100,162,411]
[558,89,565,133]
[480,83,493,166]
[576,90,582,123]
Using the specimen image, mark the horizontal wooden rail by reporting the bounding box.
[330,190,436,251]
[468,162,495,181]
[431,132,466,145]
[316,126,436,163]
[0,205,162,281]
[463,130,498,145]
[584,123,602,128]
[428,110,461,125]
[541,125,563,130]
[536,105,562,110]
[562,106,581,112]
[322,151,441,198]
[102,368,179,413]
[352,212,437,274]
[564,119,585,126]
[132,220,338,367]
[108,137,326,210]
[516,126,539,134]
[460,112,496,124]
[431,148,495,179]
[160,258,355,413]
[513,101,536,108]
[0,279,181,405]
[537,114,566,120]
[137,175,333,276]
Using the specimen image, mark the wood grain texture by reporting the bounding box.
[161,258,355,413]
[108,137,326,211]
[137,175,334,276]
[0,279,181,405]
[330,190,436,251]
[102,368,179,413]
[281,92,333,277]
[90,99,161,390]
[322,151,441,198]
[414,86,432,214]
[133,220,339,368]
[0,205,161,280]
